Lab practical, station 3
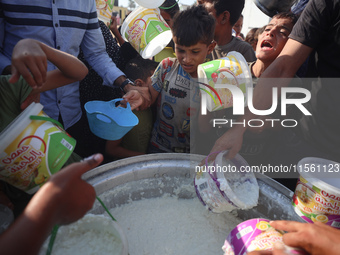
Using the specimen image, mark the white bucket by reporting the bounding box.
[292,157,340,229]
[0,103,76,194]
[135,0,165,8]
[197,51,252,112]
[194,151,259,213]
[40,214,129,255]
[121,7,172,59]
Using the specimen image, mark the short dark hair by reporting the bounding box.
[172,5,215,47]
[208,0,245,25]
[272,12,298,26]
[160,0,180,18]
[124,57,158,82]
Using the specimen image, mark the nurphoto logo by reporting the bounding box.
[200,84,312,128]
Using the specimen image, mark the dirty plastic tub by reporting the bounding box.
[222,218,307,255]
[194,151,259,213]
[293,157,340,228]
[40,214,128,255]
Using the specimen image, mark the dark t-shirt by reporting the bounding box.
[289,0,340,158]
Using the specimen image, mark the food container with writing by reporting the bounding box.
[197,51,252,112]
[0,103,76,194]
[222,218,307,255]
[194,151,259,213]
[96,0,115,23]
[292,157,340,229]
[121,7,172,59]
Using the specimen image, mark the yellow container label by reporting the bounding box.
[0,112,76,194]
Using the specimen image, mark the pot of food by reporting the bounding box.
[253,0,298,17]
[83,153,302,255]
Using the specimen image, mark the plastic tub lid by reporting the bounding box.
[297,157,340,193]
[0,102,43,152]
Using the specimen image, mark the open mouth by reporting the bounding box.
[182,64,194,70]
[261,40,273,49]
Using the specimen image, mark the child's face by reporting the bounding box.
[233,17,243,35]
[256,17,294,62]
[160,10,173,29]
[173,38,214,78]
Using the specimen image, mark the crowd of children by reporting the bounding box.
[1,0,340,253]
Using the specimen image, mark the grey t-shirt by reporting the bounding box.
[207,36,256,62]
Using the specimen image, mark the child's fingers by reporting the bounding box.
[25,60,44,87]
[8,68,20,84]
[13,61,38,88]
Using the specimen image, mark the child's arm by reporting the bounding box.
[105,139,144,159]
[149,82,160,106]
[0,154,103,255]
[9,38,88,91]
[108,15,126,47]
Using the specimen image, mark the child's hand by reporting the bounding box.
[124,84,151,110]
[122,90,144,111]
[9,39,48,88]
[107,15,118,33]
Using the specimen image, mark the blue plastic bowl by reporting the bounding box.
[85,98,139,140]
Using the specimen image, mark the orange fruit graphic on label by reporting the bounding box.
[256,221,269,231]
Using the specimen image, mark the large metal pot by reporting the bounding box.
[84,153,302,222]
[253,0,298,17]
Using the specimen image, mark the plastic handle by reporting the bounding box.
[109,98,131,111]
[93,112,114,123]
[46,225,59,255]
[30,115,64,129]
[96,196,117,222]
[159,0,179,9]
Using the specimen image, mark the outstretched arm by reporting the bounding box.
[0,154,103,255]
[209,39,313,161]
[108,15,126,47]
[9,38,88,90]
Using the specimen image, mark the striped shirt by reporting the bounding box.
[0,0,125,129]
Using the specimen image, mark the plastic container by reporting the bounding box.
[120,7,172,59]
[222,218,307,255]
[197,51,252,112]
[135,0,165,8]
[194,151,259,213]
[96,0,115,23]
[85,98,139,141]
[0,103,76,194]
[292,157,340,229]
[40,214,128,255]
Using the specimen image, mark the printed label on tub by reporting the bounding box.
[0,112,76,194]
[293,177,340,228]
[194,166,237,213]
[197,53,251,112]
[125,9,170,55]
[96,0,115,23]
[222,219,306,255]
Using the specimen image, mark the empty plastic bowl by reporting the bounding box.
[194,151,259,213]
[85,98,139,140]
